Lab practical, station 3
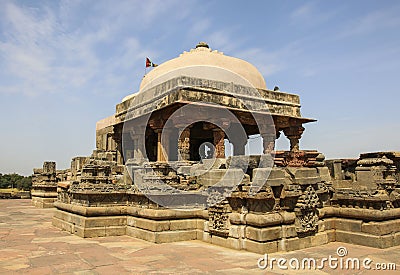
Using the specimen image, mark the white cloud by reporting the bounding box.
[188,18,212,38]
[234,41,304,77]
[0,0,193,97]
[337,5,400,39]
[289,2,339,27]
[290,2,315,19]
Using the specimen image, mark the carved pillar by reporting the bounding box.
[260,125,277,154]
[178,127,191,161]
[148,117,167,162]
[213,128,225,158]
[283,126,305,152]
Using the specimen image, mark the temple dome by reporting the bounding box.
[138,42,267,93]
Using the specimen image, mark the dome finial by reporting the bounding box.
[196,42,209,49]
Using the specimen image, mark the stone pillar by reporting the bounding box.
[332,160,343,180]
[260,125,278,154]
[178,127,190,161]
[114,135,123,164]
[231,135,247,156]
[283,126,305,152]
[155,129,166,162]
[228,123,247,156]
[161,127,173,161]
[130,131,145,160]
[213,128,225,158]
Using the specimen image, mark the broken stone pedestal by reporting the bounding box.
[31,161,58,208]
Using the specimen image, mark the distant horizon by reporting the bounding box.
[1,0,400,176]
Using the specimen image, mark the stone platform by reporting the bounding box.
[1,199,399,274]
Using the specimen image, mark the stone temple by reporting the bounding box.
[32,42,400,253]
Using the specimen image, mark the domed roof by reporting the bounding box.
[139,42,267,93]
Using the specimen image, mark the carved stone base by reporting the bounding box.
[31,196,57,208]
[274,150,322,167]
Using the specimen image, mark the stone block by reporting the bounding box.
[201,231,212,243]
[85,216,126,228]
[195,169,225,186]
[281,225,297,238]
[211,235,242,250]
[154,230,197,243]
[229,225,245,239]
[277,239,286,252]
[243,239,278,254]
[335,230,394,249]
[245,226,281,242]
[252,168,285,187]
[394,232,400,246]
[53,209,86,228]
[289,168,320,185]
[126,216,170,232]
[196,219,205,230]
[284,236,312,252]
[332,160,342,180]
[326,229,336,242]
[334,218,362,232]
[31,197,56,208]
[245,212,285,227]
[105,226,126,236]
[310,232,329,247]
[197,168,244,187]
[52,216,74,234]
[169,219,198,231]
[73,225,86,238]
[317,167,331,182]
[361,220,400,236]
[82,226,126,238]
[318,218,335,232]
[203,220,209,232]
[126,226,156,242]
[355,169,376,189]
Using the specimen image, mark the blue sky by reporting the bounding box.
[1,0,400,175]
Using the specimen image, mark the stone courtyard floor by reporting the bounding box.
[0,200,399,275]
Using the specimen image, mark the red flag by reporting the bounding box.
[146,57,158,67]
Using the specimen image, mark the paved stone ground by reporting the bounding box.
[0,200,399,274]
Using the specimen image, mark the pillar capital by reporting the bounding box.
[283,125,305,151]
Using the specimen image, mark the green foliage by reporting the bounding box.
[0,173,32,190]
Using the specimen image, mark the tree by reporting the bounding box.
[0,173,32,190]
[16,176,32,191]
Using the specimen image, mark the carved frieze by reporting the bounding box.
[295,185,320,234]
